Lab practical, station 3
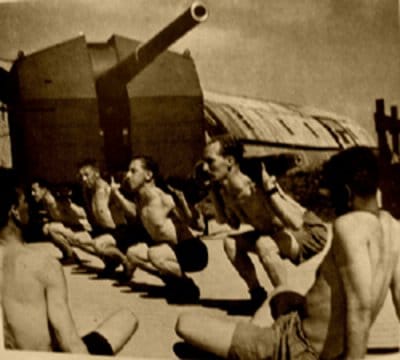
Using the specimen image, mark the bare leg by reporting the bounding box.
[44,222,74,258]
[94,235,134,278]
[71,231,97,255]
[251,298,274,327]
[175,312,237,359]
[148,243,183,277]
[94,234,127,265]
[224,235,261,291]
[126,243,159,274]
[92,308,138,354]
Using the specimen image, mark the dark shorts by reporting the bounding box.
[228,312,318,360]
[174,237,208,273]
[292,210,328,264]
[82,331,113,356]
[90,227,112,239]
[110,223,151,253]
[91,223,151,253]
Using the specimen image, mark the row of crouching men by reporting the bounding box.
[1,135,400,359]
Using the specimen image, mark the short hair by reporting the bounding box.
[0,168,20,229]
[129,156,171,193]
[322,146,379,198]
[31,177,50,190]
[78,159,100,172]
[131,156,160,179]
[209,134,244,163]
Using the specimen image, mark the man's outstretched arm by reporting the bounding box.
[40,256,88,353]
[332,216,372,360]
[261,163,306,230]
[93,185,115,229]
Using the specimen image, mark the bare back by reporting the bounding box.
[302,210,400,359]
[1,244,52,350]
[139,187,193,244]
[84,179,126,229]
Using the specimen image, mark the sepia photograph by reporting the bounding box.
[1,0,400,359]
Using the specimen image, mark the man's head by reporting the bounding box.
[0,168,29,230]
[202,135,244,182]
[31,179,49,203]
[125,156,159,192]
[78,160,100,190]
[322,146,379,215]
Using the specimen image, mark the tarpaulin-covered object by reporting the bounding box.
[204,91,376,169]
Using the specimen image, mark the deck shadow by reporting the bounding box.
[199,298,256,316]
[173,341,223,359]
[70,263,103,275]
[367,348,399,354]
[119,281,167,298]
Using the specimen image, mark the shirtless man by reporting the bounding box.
[124,156,208,303]
[176,146,400,359]
[30,179,90,264]
[76,161,135,277]
[0,168,138,354]
[202,135,327,308]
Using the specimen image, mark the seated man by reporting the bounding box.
[30,179,90,264]
[0,168,138,354]
[202,135,328,308]
[176,146,400,359]
[124,156,209,303]
[75,160,137,277]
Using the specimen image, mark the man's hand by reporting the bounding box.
[110,176,121,194]
[261,162,277,191]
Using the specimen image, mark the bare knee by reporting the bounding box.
[127,245,143,262]
[223,237,237,260]
[118,308,139,331]
[126,247,138,262]
[44,222,64,237]
[148,246,169,270]
[175,313,199,340]
[255,236,279,260]
[72,231,92,247]
[94,234,115,254]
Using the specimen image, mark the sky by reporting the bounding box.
[0,0,399,135]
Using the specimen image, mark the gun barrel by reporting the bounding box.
[96,2,208,86]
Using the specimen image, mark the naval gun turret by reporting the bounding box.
[95,2,208,172]
[4,2,208,184]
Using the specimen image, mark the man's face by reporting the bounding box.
[31,182,46,203]
[14,191,30,226]
[78,166,98,189]
[203,141,232,182]
[125,159,149,192]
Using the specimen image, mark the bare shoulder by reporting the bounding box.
[95,179,110,194]
[332,212,381,256]
[18,246,62,279]
[161,191,174,207]
[151,187,174,206]
[334,212,379,236]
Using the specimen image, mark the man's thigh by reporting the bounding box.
[228,322,275,360]
[148,243,177,263]
[93,234,117,251]
[126,242,150,262]
[43,221,70,236]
